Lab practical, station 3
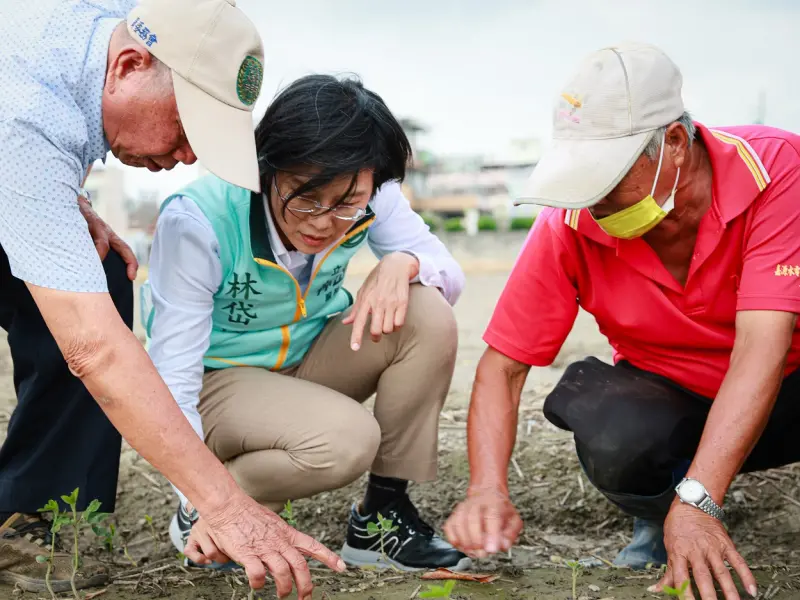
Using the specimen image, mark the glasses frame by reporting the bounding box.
[272,178,367,222]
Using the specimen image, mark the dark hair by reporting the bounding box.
[255,74,412,209]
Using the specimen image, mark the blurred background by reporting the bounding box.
[90,0,800,267]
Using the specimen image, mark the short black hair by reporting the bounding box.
[255,74,412,208]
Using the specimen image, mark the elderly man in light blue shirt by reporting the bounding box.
[0,1,344,598]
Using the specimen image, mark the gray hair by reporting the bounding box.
[642,111,696,161]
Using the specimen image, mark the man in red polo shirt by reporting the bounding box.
[444,42,800,600]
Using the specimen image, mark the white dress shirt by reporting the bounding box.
[147,181,465,449]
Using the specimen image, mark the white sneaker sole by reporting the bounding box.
[340,543,472,572]
[169,513,240,571]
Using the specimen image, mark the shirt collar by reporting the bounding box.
[79,17,120,163]
[697,123,772,223]
[262,195,310,268]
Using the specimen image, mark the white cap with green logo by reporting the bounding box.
[516,42,685,209]
[126,0,264,192]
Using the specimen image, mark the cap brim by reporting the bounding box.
[515,130,655,209]
[173,73,260,192]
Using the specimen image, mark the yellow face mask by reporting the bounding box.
[593,133,680,239]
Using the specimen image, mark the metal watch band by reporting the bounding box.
[697,495,725,521]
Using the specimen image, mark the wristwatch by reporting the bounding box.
[675,477,725,521]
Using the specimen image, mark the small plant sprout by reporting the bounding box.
[419,579,456,599]
[36,499,72,600]
[144,514,160,552]
[663,579,690,599]
[61,488,106,600]
[91,521,116,554]
[565,559,583,600]
[280,500,297,528]
[366,512,399,567]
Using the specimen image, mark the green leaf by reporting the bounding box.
[680,580,690,592]
[85,499,102,515]
[38,499,60,515]
[366,522,379,534]
[92,525,108,537]
[87,511,108,525]
[144,514,153,525]
[36,555,49,564]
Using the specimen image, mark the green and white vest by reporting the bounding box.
[142,174,374,371]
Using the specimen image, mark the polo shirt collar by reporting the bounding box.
[699,123,772,223]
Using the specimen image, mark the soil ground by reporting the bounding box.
[2,245,800,599]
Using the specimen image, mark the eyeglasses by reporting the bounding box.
[272,178,367,221]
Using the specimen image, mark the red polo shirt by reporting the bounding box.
[485,123,800,399]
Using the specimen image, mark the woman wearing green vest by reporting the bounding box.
[143,74,469,579]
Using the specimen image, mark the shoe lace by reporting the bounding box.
[390,496,434,538]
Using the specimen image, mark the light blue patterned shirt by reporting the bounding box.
[0,0,136,292]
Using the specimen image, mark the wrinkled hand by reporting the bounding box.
[184,495,346,599]
[342,251,419,350]
[443,490,523,558]
[78,196,138,281]
[650,503,757,600]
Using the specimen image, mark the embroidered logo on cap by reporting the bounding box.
[558,92,582,124]
[130,17,158,47]
[236,56,263,106]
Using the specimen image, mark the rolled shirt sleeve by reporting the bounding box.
[0,121,107,292]
[483,212,579,365]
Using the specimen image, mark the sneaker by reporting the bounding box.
[612,518,667,570]
[0,513,108,593]
[340,497,472,572]
[169,504,240,571]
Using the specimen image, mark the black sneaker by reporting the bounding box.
[169,504,239,571]
[340,497,471,571]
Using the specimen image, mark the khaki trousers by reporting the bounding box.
[198,285,458,511]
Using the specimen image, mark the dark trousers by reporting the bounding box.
[0,248,132,513]
[544,357,800,520]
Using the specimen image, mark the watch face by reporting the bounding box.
[679,480,706,503]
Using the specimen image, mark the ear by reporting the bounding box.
[105,44,154,93]
[665,121,689,170]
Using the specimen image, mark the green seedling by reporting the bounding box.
[366,512,399,567]
[92,520,117,555]
[280,500,297,528]
[36,499,72,600]
[663,579,690,599]
[144,514,160,552]
[38,489,106,600]
[419,579,456,598]
[63,489,106,600]
[565,559,583,600]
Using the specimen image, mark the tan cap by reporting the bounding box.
[517,42,684,209]
[127,0,264,192]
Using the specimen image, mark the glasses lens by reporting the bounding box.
[286,197,320,214]
[333,205,363,220]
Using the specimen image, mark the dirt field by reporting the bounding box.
[2,255,800,599]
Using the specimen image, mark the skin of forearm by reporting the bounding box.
[77,324,240,515]
[466,349,529,497]
[30,285,241,518]
[687,315,794,504]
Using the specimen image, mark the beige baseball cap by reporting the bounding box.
[126,0,264,192]
[517,42,685,209]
